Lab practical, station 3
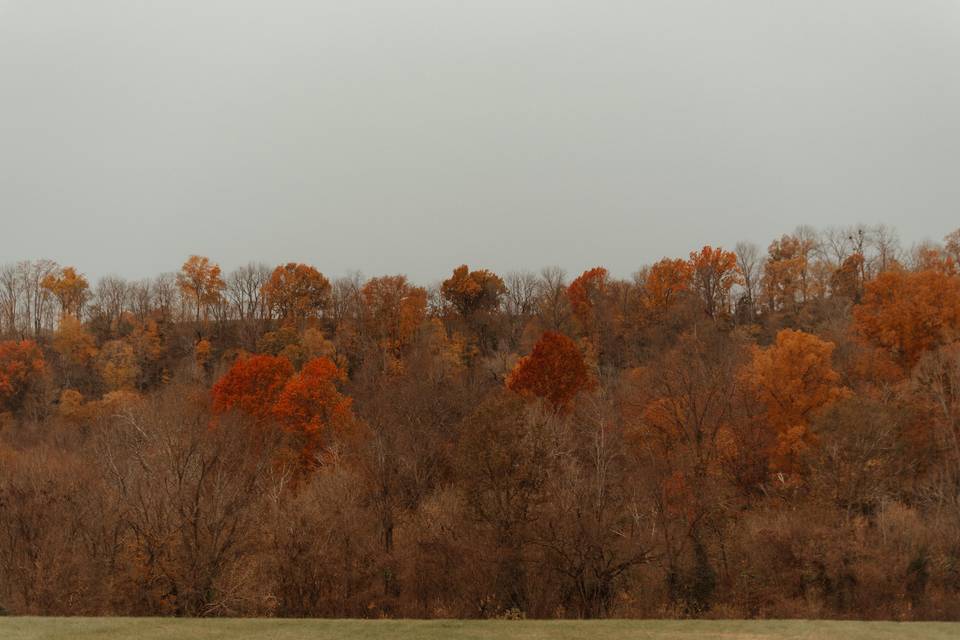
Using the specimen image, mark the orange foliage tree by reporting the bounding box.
[762,235,809,312]
[52,316,98,369]
[831,252,866,302]
[506,331,594,411]
[687,246,740,319]
[0,340,45,414]
[177,255,225,324]
[262,263,331,327]
[567,267,609,333]
[440,265,506,316]
[361,275,427,363]
[644,258,692,313]
[41,266,90,318]
[740,329,848,473]
[853,268,960,369]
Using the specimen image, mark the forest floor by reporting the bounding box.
[1,618,958,639]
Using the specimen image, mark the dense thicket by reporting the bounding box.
[1,224,960,619]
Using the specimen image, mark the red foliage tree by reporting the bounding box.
[273,357,355,469]
[506,331,594,411]
[211,354,294,422]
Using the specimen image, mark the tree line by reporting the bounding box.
[1,223,959,619]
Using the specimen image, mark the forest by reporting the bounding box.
[1,224,959,620]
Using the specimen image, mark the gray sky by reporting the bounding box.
[1,1,959,284]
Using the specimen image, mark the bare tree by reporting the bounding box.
[734,242,761,321]
[536,266,570,333]
[504,270,539,349]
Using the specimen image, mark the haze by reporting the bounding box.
[1,1,958,283]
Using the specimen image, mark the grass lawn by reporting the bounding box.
[0,618,957,640]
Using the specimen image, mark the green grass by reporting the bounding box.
[1,618,958,640]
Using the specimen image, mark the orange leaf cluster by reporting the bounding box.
[853,268,960,368]
[0,340,45,413]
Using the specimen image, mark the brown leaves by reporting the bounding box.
[441,265,506,316]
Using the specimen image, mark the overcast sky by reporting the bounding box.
[1,1,958,284]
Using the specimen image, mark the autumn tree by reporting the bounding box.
[853,268,960,369]
[177,255,225,325]
[441,265,506,353]
[261,263,331,327]
[273,357,356,472]
[41,266,90,318]
[644,258,692,313]
[740,329,848,474]
[96,339,141,391]
[361,275,427,366]
[0,339,45,414]
[567,267,609,331]
[762,235,810,312]
[127,319,166,387]
[830,252,866,302]
[441,265,506,316]
[212,354,294,423]
[507,331,594,412]
[687,246,740,319]
[51,316,98,389]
